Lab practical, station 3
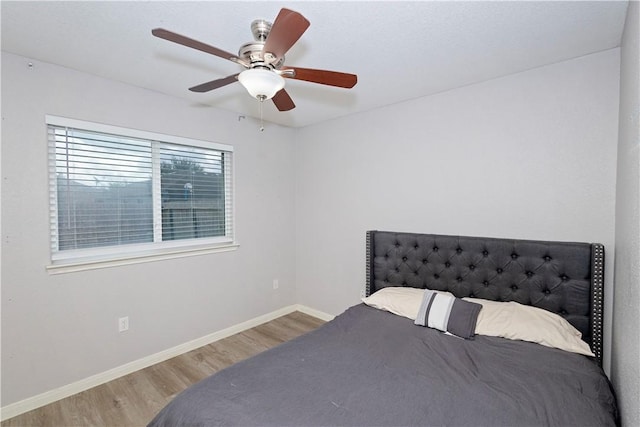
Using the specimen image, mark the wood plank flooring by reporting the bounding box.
[2,311,325,427]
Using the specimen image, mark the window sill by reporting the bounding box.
[46,242,239,275]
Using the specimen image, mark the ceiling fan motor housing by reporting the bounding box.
[238,41,283,69]
[239,19,284,69]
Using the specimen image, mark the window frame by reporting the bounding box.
[45,115,237,274]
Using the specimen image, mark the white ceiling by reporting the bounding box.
[1,1,629,128]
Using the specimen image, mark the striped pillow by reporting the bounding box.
[414,290,482,339]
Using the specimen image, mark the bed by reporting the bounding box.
[148,230,618,426]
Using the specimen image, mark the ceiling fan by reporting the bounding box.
[152,8,358,113]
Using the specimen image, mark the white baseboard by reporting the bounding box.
[0,304,333,421]
[295,304,335,322]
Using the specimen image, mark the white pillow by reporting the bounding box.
[362,287,453,320]
[463,297,594,356]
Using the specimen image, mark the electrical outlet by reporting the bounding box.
[360,289,366,299]
[273,279,279,290]
[118,316,129,332]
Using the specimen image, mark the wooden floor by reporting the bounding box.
[2,311,325,427]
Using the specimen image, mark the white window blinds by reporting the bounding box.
[47,116,234,264]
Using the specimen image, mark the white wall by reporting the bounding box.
[0,51,297,406]
[612,1,640,426]
[295,49,620,372]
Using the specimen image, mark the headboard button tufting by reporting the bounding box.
[445,262,451,268]
[497,268,503,273]
[511,253,518,259]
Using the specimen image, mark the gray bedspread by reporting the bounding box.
[148,304,618,426]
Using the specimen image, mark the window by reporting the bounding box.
[46,116,235,270]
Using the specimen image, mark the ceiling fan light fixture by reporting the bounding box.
[238,69,285,100]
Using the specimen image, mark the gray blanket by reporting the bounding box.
[148,304,618,426]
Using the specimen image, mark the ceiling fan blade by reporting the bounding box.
[272,89,296,111]
[262,8,310,62]
[152,28,244,65]
[283,67,357,88]
[189,74,239,93]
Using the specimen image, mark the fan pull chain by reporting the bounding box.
[258,95,266,132]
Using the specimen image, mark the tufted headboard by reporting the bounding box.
[365,230,605,365]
